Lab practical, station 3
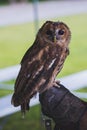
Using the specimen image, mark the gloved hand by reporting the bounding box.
[39,83,87,130]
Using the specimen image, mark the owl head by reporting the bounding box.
[37,21,71,48]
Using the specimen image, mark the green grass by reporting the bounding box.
[0,1,9,5]
[0,22,35,68]
[75,87,87,101]
[0,89,13,97]
[0,105,45,130]
[75,87,87,93]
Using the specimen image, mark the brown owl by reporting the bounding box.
[11,21,71,113]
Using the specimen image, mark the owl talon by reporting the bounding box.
[56,80,60,84]
[53,81,60,88]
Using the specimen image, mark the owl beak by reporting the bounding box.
[54,35,59,43]
[54,35,57,43]
[54,31,60,43]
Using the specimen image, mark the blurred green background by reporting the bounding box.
[0,0,87,130]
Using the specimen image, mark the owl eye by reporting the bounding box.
[46,30,53,36]
[58,29,65,35]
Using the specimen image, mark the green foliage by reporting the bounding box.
[0,0,8,5]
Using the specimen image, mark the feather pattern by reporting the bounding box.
[11,21,71,113]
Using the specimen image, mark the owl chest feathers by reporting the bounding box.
[28,44,69,93]
[41,44,69,74]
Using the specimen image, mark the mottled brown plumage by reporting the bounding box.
[11,21,71,113]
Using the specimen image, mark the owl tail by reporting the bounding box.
[21,101,30,118]
[11,93,30,116]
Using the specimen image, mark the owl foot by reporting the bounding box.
[53,81,60,88]
[55,80,60,84]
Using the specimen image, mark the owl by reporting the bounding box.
[11,21,71,114]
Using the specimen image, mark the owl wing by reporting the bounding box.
[21,39,39,64]
[12,43,69,107]
[11,42,50,107]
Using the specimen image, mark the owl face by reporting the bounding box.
[38,21,71,47]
